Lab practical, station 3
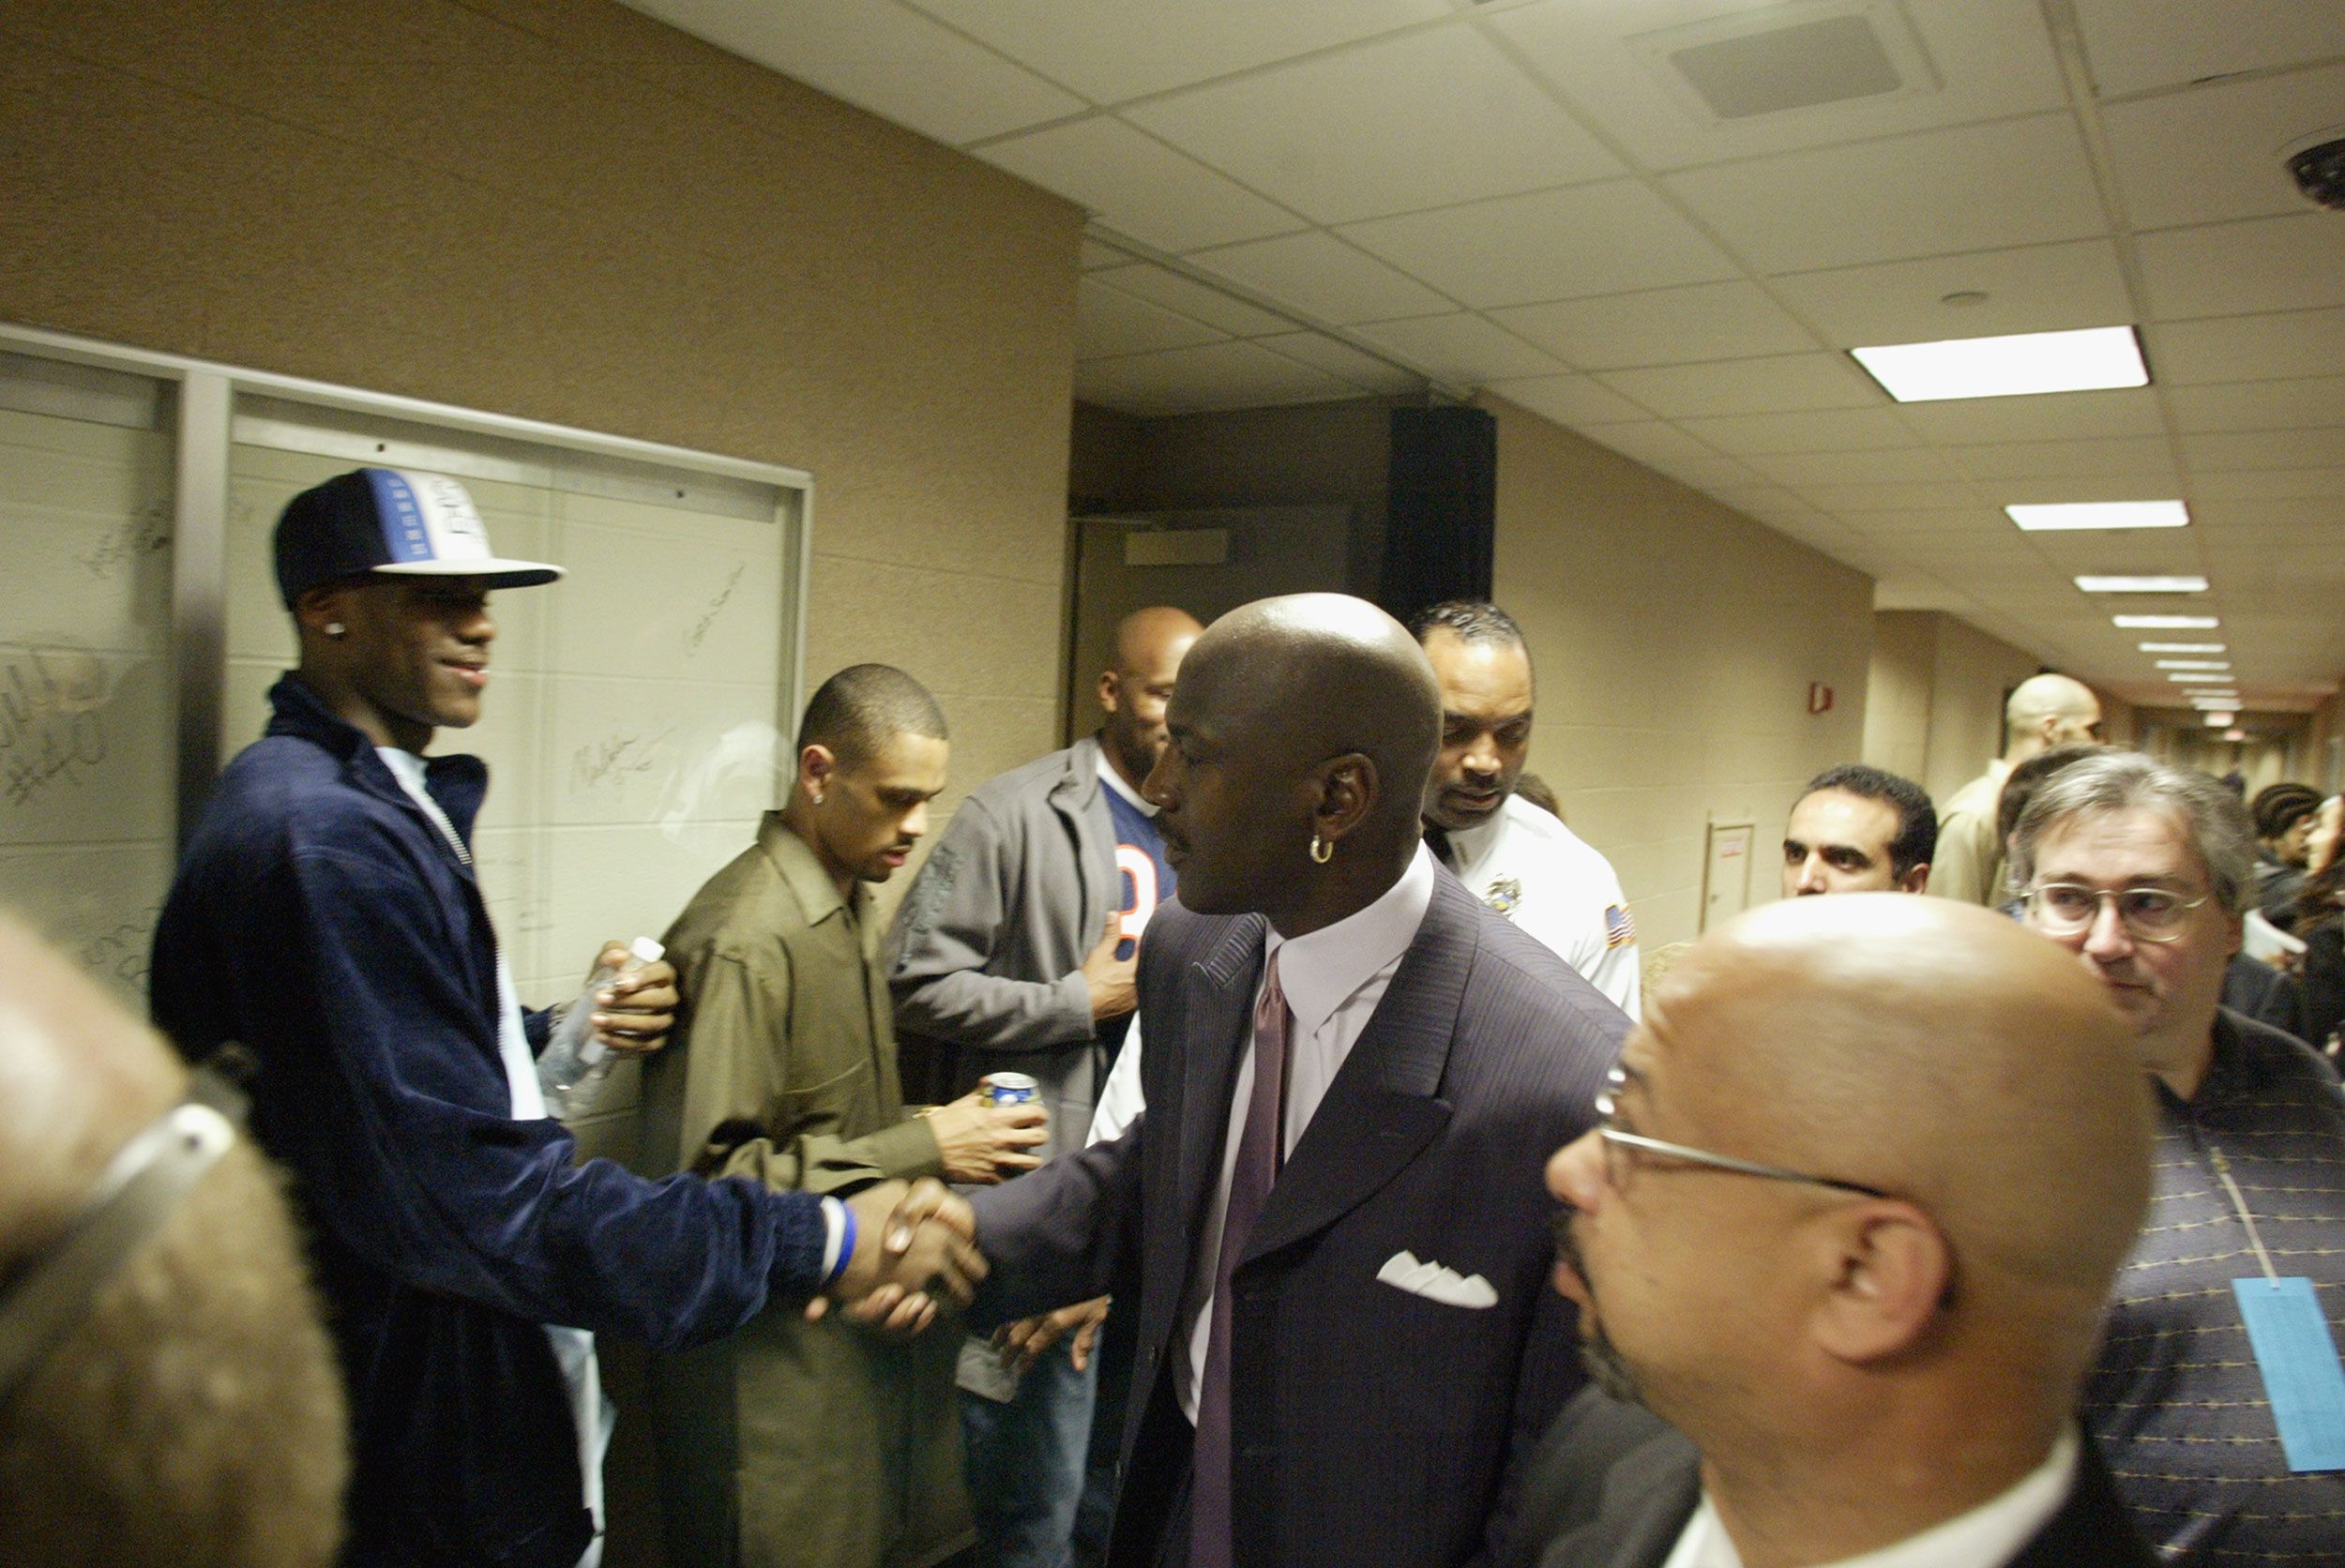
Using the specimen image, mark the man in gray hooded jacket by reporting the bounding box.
[886,605,1200,1568]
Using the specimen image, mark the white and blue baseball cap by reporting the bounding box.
[274,467,564,607]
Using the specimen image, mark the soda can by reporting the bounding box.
[984,1072,1039,1107]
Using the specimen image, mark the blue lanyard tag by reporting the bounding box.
[2231,1276,2345,1472]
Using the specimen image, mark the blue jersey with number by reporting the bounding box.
[1100,784,1173,1058]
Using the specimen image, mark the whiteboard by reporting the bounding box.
[0,357,177,1010]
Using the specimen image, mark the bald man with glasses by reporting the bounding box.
[2011,751,2345,1565]
[1511,894,2160,1568]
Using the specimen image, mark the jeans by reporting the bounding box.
[961,1337,1098,1568]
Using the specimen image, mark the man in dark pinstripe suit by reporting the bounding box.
[969,594,1627,1568]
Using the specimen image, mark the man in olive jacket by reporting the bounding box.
[640,666,1046,1568]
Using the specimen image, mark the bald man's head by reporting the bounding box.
[1551,895,2151,1451]
[1098,605,1203,792]
[1146,595,1439,932]
[1666,897,2150,1308]
[2005,674,2102,760]
[0,918,346,1568]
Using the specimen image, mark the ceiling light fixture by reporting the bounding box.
[2139,641,2226,654]
[1850,325,2148,402]
[2114,615,2219,628]
[2205,713,2236,728]
[2006,501,2188,532]
[2077,575,2209,593]
[2170,673,2232,684]
[2155,660,2232,671]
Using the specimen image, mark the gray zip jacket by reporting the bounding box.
[885,734,1121,1162]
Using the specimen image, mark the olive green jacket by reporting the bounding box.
[640,813,970,1568]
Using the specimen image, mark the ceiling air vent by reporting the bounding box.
[1630,0,1940,124]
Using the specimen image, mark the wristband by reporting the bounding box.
[825,1199,856,1289]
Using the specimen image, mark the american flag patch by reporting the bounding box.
[1604,904,1636,949]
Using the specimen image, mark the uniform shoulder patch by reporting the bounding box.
[1604,904,1636,949]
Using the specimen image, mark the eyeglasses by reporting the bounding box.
[1592,1066,1888,1199]
[0,1067,242,1406]
[2024,882,2211,942]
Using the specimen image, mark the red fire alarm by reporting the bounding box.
[1808,683,1834,715]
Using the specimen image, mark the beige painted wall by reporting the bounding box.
[1859,610,2132,806]
[1922,613,2049,803]
[0,0,1085,892]
[1861,611,1936,786]
[1481,394,1874,949]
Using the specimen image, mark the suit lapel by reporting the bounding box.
[1173,915,1265,1236]
[1241,875,1476,1263]
[1549,1435,1702,1568]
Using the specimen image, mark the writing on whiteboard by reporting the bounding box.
[688,561,746,653]
[571,730,673,793]
[78,910,159,988]
[1,649,111,807]
[76,503,171,580]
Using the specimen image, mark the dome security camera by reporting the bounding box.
[2283,128,2345,211]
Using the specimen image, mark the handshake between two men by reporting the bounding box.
[812,1078,1059,1339]
[815,1176,986,1333]
[817,1094,1107,1375]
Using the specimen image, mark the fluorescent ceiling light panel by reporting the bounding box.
[2155,660,2232,671]
[2205,713,2236,728]
[2077,575,2209,594]
[1850,325,2148,403]
[2225,728,2248,742]
[2114,615,2219,628]
[2170,673,2232,683]
[2139,641,2226,653]
[2006,501,2188,532]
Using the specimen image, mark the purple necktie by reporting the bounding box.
[1191,948,1290,1568]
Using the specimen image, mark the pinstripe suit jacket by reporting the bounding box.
[971,867,1628,1568]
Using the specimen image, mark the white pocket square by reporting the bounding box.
[1375,1249,1498,1309]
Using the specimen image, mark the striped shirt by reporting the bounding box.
[2087,1009,2345,1563]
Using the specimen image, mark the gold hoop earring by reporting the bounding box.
[1309,832,1334,865]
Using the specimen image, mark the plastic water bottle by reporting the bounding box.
[539,936,664,1120]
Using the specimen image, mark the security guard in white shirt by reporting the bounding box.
[1412,600,1640,1019]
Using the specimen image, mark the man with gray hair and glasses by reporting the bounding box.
[2011,751,2345,1565]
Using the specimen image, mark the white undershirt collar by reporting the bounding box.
[1095,746,1155,813]
[1265,840,1436,1046]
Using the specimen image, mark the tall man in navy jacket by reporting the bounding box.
[150,468,979,1568]
[968,594,1626,1568]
